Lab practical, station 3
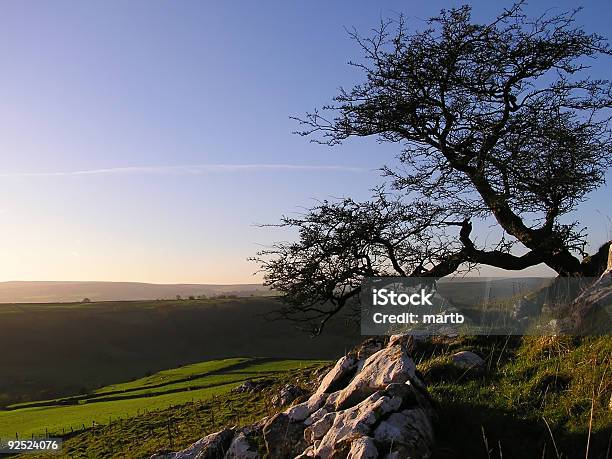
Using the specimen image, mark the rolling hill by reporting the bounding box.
[0,281,269,303]
[0,297,360,407]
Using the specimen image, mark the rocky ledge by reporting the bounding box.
[151,335,435,459]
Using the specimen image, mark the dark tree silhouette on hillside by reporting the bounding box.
[253,3,612,334]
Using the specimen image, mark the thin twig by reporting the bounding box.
[542,416,561,459]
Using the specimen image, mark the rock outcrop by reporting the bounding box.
[152,336,435,459]
[559,270,612,334]
[272,384,307,407]
[450,350,484,371]
[556,245,612,334]
[152,428,234,459]
[232,380,273,394]
[225,432,259,459]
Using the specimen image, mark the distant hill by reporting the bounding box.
[0,281,270,303]
[0,277,552,304]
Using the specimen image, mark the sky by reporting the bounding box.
[0,1,610,284]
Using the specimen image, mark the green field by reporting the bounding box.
[0,358,327,440]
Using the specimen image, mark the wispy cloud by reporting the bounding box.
[0,164,367,178]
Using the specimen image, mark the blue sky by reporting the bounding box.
[0,1,610,283]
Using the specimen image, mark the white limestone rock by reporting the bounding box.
[450,350,484,370]
[315,355,357,395]
[151,428,234,459]
[314,392,402,458]
[304,411,336,443]
[224,432,258,459]
[374,408,434,458]
[334,344,416,409]
[285,391,328,422]
[347,436,378,459]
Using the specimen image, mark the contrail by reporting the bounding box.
[0,164,368,177]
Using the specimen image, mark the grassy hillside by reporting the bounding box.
[1,293,609,458]
[0,297,360,407]
[12,362,327,459]
[418,335,612,458]
[4,336,610,458]
[0,358,327,442]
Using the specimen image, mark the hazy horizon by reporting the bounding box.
[0,279,270,303]
[0,276,558,304]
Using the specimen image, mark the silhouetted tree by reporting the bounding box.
[254,3,612,334]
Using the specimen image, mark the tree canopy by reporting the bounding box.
[254,3,612,334]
